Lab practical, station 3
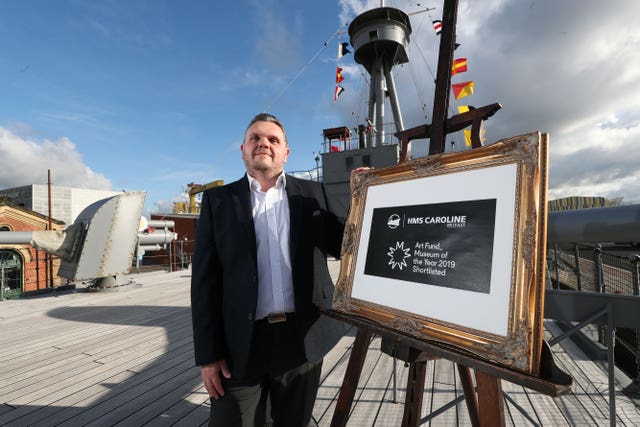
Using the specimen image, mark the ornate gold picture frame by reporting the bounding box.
[334,132,549,375]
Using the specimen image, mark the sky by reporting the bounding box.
[1,0,639,217]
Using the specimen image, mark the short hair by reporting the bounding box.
[244,113,288,145]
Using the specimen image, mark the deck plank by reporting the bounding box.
[427,358,462,425]
[348,338,389,424]
[373,358,409,426]
[0,269,638,426]
[25,349,194,426]
[313,333,355,424]
[346,338,396,426]
[142,385,211,426]
[317,335,385,426]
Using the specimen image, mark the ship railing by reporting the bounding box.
[546,243,640,385]
[322,129,401,153]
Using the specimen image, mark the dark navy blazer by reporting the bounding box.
[191,174,344,378]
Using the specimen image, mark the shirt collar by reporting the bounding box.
[247,171,287,192]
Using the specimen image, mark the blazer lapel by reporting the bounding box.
[231,176,258,262]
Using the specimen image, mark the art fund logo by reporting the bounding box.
[387,241,411,270]
[387,214,401,229]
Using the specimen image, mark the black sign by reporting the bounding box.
[363,199,497,293]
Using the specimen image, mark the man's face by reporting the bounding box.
[241,120,290,177]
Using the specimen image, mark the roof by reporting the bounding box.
[0,198,66,226]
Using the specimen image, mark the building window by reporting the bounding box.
[0,225,11,231]
[0,249,23,295]
[362,155,371,167]
[346,156,354,170]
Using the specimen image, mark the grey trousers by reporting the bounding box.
[209,319,322,427]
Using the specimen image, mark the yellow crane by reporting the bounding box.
[173,180,224,214]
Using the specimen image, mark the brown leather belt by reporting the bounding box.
[258,312,294,324]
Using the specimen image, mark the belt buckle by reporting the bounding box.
[266,313,287,324]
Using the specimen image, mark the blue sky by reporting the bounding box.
[1,0,639,215]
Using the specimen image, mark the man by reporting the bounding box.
[191,113,346,426]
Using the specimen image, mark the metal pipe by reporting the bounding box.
[374,61,385,147]
[595,245,605,293]
[0,231,34,245]
[548,304,610,347]
[554,243,560,285]
[138,230,176,246]
[633,255,640,385]
[547,204,640,244]
[367,70,376,149]
[169,239,173,272]
[384,61,405,135]
[606,304,616,427]
[36,249,40,290]
[48,169,53,288]
[136,239,141,273]
[147,220,175,228]
[631,254,640,296]
[139,244,162,251]
[574,244,582,291]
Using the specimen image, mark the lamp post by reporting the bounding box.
[168,234,173,273]
[181,236,187,270]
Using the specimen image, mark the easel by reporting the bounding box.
[328,1,571,425]
[323,309,572,426]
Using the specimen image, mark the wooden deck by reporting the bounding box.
[0,267,638,426]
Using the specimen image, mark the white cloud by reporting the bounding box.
[338,0,378,26]
[151,198,180,215]
[0,126,112,190]
[335,0,640,203]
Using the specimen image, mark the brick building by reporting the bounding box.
[0,199,66,297]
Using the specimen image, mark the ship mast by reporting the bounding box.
[348,6,411,147]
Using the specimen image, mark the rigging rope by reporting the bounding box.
[262,25,347,112]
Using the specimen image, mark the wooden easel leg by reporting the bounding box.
[457,364,480,427]
[475,371,506,427]
[401,361,427,427]
[330,327,372,427]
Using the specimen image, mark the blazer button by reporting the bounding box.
[248,313,254,321]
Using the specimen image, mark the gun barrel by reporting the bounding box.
[147,220,175,228]
[0,231,35,245]
[547,204,640,244]
[138,230,176,246]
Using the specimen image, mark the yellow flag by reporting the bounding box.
[463,129,472,147]
[458,105,470,114]
[452,81,474,100]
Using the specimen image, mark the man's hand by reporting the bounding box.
[201,359,231,399]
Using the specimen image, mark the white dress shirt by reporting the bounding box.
[247,172,295,320]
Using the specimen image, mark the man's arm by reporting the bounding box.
[191,190,229,390]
